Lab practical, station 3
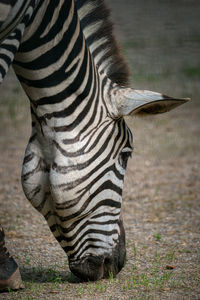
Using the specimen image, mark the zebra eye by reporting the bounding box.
[118,148,132,169]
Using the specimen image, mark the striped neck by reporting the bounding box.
[13,0,111,122]
[11,0,132,279]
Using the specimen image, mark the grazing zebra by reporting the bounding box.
[0,0,189,290]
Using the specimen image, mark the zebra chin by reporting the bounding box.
[68,219,126,281]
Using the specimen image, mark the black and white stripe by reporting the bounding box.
[0,0,37,82]
[1,0,187,280]
[1,0,133,263]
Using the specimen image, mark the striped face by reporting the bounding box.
[50,118,133,281]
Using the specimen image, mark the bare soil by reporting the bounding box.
[0,0,200,299]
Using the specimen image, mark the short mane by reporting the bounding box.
[75,0,130,86]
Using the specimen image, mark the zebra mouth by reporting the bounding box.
[69,219,126,281]
[69,255,105,281]
[69,248,126,281]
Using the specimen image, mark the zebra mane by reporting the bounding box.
[76,0,130,86]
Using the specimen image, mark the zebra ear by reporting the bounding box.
[115,89,190,117]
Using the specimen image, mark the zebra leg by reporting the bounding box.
[0,227,23,290]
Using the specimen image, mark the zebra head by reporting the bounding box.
[20,71,188,282]
[63,85,188,281]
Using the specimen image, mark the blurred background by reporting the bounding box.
[0,0,199,299]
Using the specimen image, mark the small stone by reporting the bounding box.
[166,265,175,270]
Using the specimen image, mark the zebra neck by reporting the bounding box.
[13,0,108,119]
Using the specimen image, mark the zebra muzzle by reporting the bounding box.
[69,249,126,282]
[69,219,126,281]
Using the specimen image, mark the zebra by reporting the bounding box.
[0,0,189,290]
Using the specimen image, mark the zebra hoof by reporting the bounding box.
[0,228,23,291]
[0,257,24,291]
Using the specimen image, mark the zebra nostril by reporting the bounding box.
[104,256,112,265]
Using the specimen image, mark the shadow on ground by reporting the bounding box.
[21,266,83,284]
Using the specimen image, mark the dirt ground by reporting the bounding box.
[0,0,200,299]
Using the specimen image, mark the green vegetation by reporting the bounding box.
[154,233,162,241]
[5,244,198,300]
[183,66,200,78]
[133,244,137,257]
